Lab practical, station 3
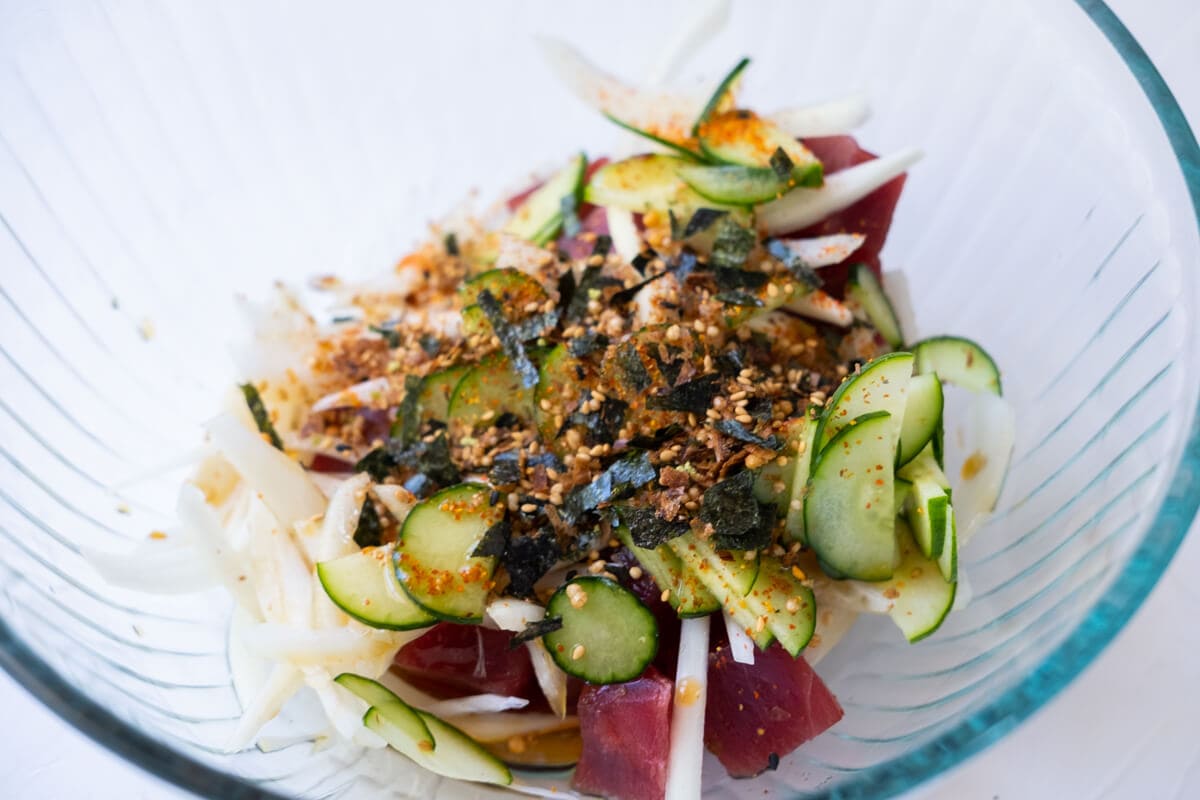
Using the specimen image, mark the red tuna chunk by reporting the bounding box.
[393,622,535,699]
[572,666,673,800]
[704,643,844,778]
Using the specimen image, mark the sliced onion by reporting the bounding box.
[311,377,393,413]
[803,604,859,666]
[643,0,732,86]
[245,496,316,627]
[447,712,579,744]
[307,669,388,749]
[487,599,569,719]
[634,272,683,328]
[224,662,306,752]
[422,694,530,717]
[228,607,271,709]
[767,93,871,137]
[723,611,756,665]
[497,232,555,277]
[537,36,702,138]
[311,473,370,564]
[177,484,259,613]
[810,574,894,615]
[760,148,923,235]
[85,535,221,595]
[942,388,1015,543]
[665,617,710,800]
[371,484,418,525]
[769,233,865,268]
[241,623,420,666]
[206,412,327,529]
[605,207,643,265]
[786,289,854,327]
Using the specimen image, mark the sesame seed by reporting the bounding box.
[660,588,671,602]
[587,560,606,574]
[571,644,586,660]
[785,597,801,613]
[567,584,589,609]
[520,503,537,513]
[629,566,644,579]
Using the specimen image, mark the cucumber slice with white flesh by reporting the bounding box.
[783,417,818,542]
[814,351,914,455]
[447,353,536,426]
[697,111,823,186]
[897,373,944,467]
[460,269,551,339]
[938,504,958,583]
[912,336,1002,395]
[615,526,720,618]
[317,546,436,630]
[334,673,435,756]
[667,535,766,647]
[676,163,790,206]
[395,484,505,622]
[745,558,816,656]
[543,576,658,684]
[602,112,705,162]
[584,154,730,216]
[342,674,513,786]
[533,344,581,445]
[895,476,913,513]
[805,411,897,581]
[418,364,471,422]
[752,416,808,512]
[899,444,953,560]
[504,153,587,246]
[881,521,956,642]
[898,442,951,490]
[844,264,904,348]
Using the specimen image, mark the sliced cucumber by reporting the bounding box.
[543,576,658,684]
[697,110,823,186]
[881,521,956,642]
[906,481,949,560]
[418,364,471,422]
[897,373,944,467]
[805,411,897,581]
[317,546,437,630]
[895,476,914,513]
[752,417,808,512]
[395,484,505,623]
[783,418,819,542]
[447,353,536,427]
[898,442,951,490]
[584,154,726,216]
[844,264,904,348]
[504,153,587,246]
[938,504,958,583]
[814,351,914,455]
[460,268,551,339]
[912,336,1002,395]
[334,673,435,757]
[602,112,705,162]
[676,163,789,206]
[692,57,750,135]
[615,526,720,618]
[745,557,816,656]
[533,344,581,445]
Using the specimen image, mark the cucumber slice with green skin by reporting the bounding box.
[805,411,898,581]
[745,558,816,656]
[895,476,914,513]
[543,576,658,684]
[317,546,437,630]
[677,163,790,206]
[697,111,823,186]
[447,353,536,427]
[667,535,765,645]
[602,112,706,162]
[460,269,551,339]
[692,57,750,135]
[881,521,956,642]
[906,481,949,559]
[584,154,731,217]
[504,153,587,246]
[418,364,471,422]
[752,417,808,512]
[395,484,505,623]
[814,351,914,456]
[783,418,819,542]
[938,504,958,583]
[615,526,720,618]
[844,264,904,348]
[334,674,435,756]
[533,344,582,446]
[912,336,1002,395]
[897,373,944,467]
[898,442,952,490]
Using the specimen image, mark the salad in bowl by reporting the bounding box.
[93,17,1014,800]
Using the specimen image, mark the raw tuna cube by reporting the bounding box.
[704,642,844,778]
[572,666,673,800]
[393,622,535,699]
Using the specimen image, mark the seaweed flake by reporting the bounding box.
[477,289,539,388]
[646,373,722,413]
[700,469,776,551]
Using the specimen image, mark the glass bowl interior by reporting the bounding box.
[0,0,1197,798]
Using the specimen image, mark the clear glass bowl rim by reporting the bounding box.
[1,1,1198,798]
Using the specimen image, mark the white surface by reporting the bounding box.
[0,1,1197,798]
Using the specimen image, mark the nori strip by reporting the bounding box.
[239,383,284,450]
[714,419,782,450]
[502,527,562,599]
[616,505,691,549]
[699,469,775,551]
[477,289,539,388]
[646,373,722,413]
[509,616,564,649]
[353,497,384,548]
[560,450,657,525]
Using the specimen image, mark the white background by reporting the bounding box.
[1,1,1197,798]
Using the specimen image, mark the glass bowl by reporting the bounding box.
[1,0,1197,798]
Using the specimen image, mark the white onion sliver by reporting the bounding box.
[803,604,859,666]
[605,207,643,265]
[225,662,306,752]
[245,496,315,627]
[723,611,756,666]
[371,484,417,524]
[85,537,221,595]
[228,607,271,709]
[771,233,865,268]
[941,387,1016,542]
[760,148,923,235]
[423,694,530,718]
[242,623,421,666]
[487,598,570,718]
[665,617,710,800]
[768,93,871,137]
[312,473,370,564]
[178,484,260,613]
[644,0,731,86]
[311,377,392,413]
[206,412,326,528]
[307,669,388,749]
[786,290,854,327]
[448,712,579,744]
